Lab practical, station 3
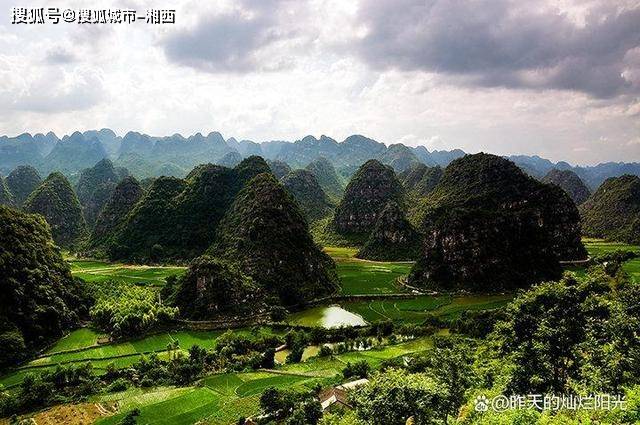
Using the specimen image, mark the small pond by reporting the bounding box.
[287,305,368,328]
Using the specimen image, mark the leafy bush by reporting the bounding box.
[88,280,178,337]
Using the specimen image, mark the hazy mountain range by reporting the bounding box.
[1,129,638,190]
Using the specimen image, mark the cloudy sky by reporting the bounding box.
[0,0,639,165]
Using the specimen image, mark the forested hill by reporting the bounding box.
[1,130,638,190]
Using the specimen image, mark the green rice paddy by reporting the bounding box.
[0,328,283,389]
[326,247,413,295]
[93,335,436,425]
[70,259,185,286]
[289,294,514,327]
[565,239,640,282]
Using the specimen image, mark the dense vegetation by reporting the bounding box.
[209,173,339,306]
[0,206,90,367]
[267,159,292,179]
[108,157,273,262]
[88,280,177,338]
[399,163,443,198]
[357,201,421,261]
[0,176,14,207]
[75,158,123,227]
[409,153,587,291]
[332,159,404,239]
[305,157,345,201]
[5,165,41,207]
[168,256,265,320]
[2,131,640,424]
[580,174,640,244]
[89,176,144,250]
[23,172,87,247]
[378,143,421,173]
[323,264,640,425]
[107,176,187,261]
[542,168,591,205]
[282,169,334,223]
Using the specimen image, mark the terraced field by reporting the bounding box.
[326,247,413,295]
[70,259,185,286]
[0,328,282,389]
[582,238,640,256]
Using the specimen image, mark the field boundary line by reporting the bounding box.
[258,368,325,378]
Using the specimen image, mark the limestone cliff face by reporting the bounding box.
[409,153,587,292]
[171,256,265,320]
[357,201,421,261]
[332,159,403,237]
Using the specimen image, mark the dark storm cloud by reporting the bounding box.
[162,0,304,73]
[353,0,640,98]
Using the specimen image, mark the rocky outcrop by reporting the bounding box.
[170,256,265,319]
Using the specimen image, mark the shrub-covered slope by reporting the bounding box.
[332,159,404,239]
[357,201,421,261]
[408,153,587,292]
[0,206,89,366]
[5,165,42,207]
[305,157,344,201]
[23,172,87,247]
[542,168,591,205]
[267,160,292,179]
[0,176,14,207]
[378,143,421,173]
[282,169,333,223]
[579,174,640,244]
[209,173,338,306]
[75,158,122,227]
[108,157,273,262]
[108,176,187,261]
[399,163,443,198]
[90,176,144,249]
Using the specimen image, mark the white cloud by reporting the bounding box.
[0,0,638,165]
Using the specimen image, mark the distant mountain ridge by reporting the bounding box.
[1,129,638,190]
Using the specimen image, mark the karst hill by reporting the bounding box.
[408,153,587,292]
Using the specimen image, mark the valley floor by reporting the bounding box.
[1,238,638,424]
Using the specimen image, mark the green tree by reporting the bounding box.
[351,369,447,425]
